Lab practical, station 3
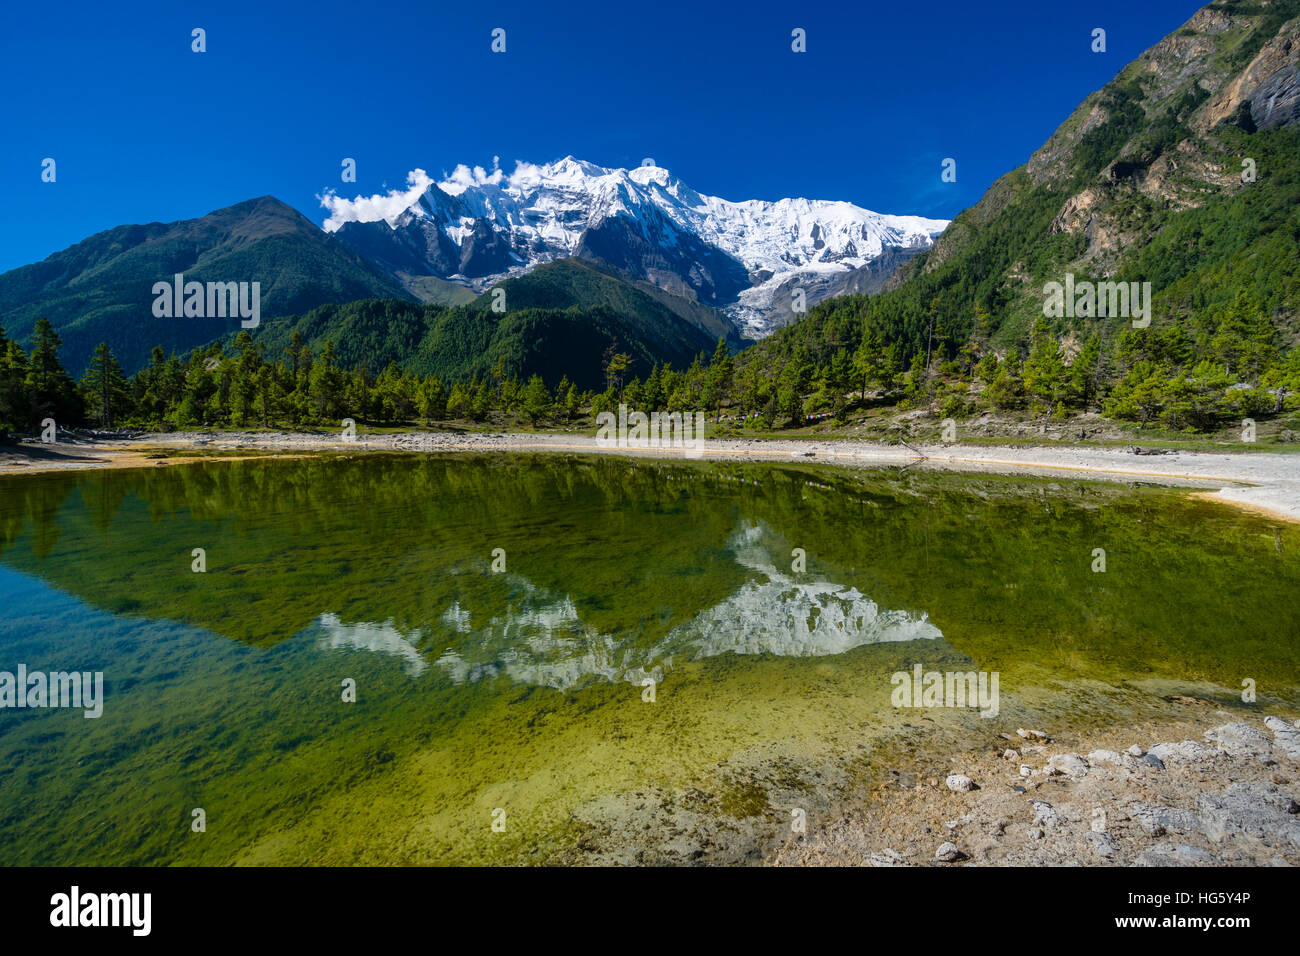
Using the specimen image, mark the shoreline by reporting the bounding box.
[767,706,1300,867]
[540,687,1300,867]
[3,429,1297,523]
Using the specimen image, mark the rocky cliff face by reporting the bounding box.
[923,0,1300,279]
[1250,62,1300,129]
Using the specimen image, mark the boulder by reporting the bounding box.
[1129,803,1200,836]
[1087,749,1140,771]
[1204,722,1272,758]
[1149,740,1218,764]
[866,848,907,867]
[1032,801,1061,827]
[1196,783,1300,848]
[934,842,962,863]
[1047,753,1090,778]
[1264,716,1300,760]
[946,774,976,792]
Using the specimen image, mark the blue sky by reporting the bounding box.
[1,0,1205,272]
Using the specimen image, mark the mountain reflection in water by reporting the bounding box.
[316,522,942,690]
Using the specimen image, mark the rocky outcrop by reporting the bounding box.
[1251,62,1300,129]
[1198,15,1300,130]
[922,5,1300,299]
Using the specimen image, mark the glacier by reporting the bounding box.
[322,157,949,339]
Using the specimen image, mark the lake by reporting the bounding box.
[1,452,1297,864]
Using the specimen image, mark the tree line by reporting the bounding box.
[0,318,738,434]
[1,286,1294,438]
[730,287,1296,433]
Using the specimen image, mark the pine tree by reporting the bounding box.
[643,364,665,411]
[24,318,81,423]
[79,342,132,428]
[309,340,345,422]
[287,330,305,380]
[523,374,550,425]
[470,379,492,421]
[1023,316,1067,410]
[420,375,447,425]
[230,331,260,426]
[554,375,574,420]
[446,382,471,419]
[1070,334,1102,408]
[254,364,280,427]
[702,338,734,419]
[853,328,882,400]
[0,327,27,433]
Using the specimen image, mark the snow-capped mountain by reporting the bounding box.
[323,157,949,339]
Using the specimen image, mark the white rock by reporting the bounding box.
[1134,844,1214,867]
[1264,717,1300,759]
[1130,803,1199,836]
[1018,728,1049,741]
[1087,749,1140,771]
[935,842,961,862]
[1086,831,1118,857]
[1048,753,1090,778]
[1196,783,1300,846]
[1032,801,1061,827]
[1149,740,1219,764]
[1126,745,1145,757]
[866,847,907,867]
[946,774,976,792]
[1204,722,1272,758]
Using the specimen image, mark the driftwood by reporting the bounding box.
[899,438,928,459]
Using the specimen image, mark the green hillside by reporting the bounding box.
[731,0,1300,434]
[0,197,411,375]
[468,258,740,346]
[231,261,722,393]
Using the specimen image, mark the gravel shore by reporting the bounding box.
[771,710,1300,867]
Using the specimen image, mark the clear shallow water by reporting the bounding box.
[0,453,1297,864]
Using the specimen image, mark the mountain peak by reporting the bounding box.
[328,156,950,338]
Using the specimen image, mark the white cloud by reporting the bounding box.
[437,157,505,195]
[318,168,434,233]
